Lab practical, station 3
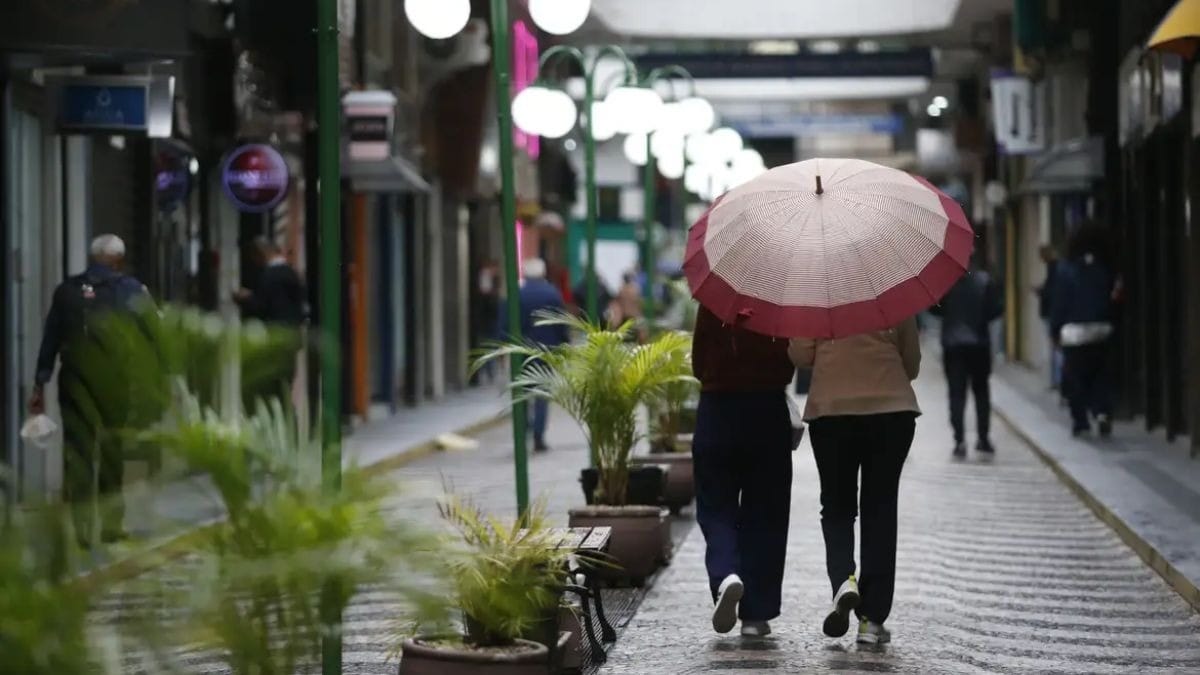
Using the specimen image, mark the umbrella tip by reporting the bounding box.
[815,175,824,195]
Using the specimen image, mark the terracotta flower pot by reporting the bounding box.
[398,636,548,675]
[631,452,694,514]
[568,505,668,586]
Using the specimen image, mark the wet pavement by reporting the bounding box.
[598,366,1200,674]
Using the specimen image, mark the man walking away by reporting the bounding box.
[30,234,152,547]
[234,237,306,407]
[504,258,569,451]
[1051,226,1116,438]
[930,261,1003,457]
[571,271,614,326]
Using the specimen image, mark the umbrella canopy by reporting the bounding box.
[684,158,973,339]
[1148,0,1200,57]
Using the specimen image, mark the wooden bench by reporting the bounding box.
[520,526,615,667]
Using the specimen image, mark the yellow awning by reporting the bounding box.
[1148,0,1200,57]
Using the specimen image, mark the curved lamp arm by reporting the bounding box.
[643,65,696,101]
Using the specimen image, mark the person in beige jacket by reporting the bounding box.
[788,316,921,646]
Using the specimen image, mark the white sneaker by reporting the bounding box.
[741,620,771,637]
[823,575,860,637]
[857,619,891,645]
[712,574,744,634]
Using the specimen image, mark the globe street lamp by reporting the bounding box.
[404,0,470,39]
[529,0,592,36]
[636,66,709,330]
[512,45,639,321]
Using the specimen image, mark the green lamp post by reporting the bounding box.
[512,46,641,321]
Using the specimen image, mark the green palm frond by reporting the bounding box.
[475,311,694,505]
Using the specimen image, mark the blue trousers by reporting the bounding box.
[692,390,793,621]
[530,398,550,446]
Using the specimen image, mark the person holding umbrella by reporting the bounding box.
[684,158,973,645]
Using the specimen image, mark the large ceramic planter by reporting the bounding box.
[632,452,694,514]
[398,636,548,675]
[568,505,668,586]
[579,465,665,506]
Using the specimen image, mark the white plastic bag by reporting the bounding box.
[20,414,57,448]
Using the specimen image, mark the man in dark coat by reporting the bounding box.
[1051,226,1116,437]
[234,237,305,407]
[502,258,569,451]
[30,234,152,546]
[930,262,1004,457]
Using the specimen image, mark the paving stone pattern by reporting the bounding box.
[93,398,689,674]
[599,369,1200,675]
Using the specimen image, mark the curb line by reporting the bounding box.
[76,412,508,589]
[994,406,1200,613]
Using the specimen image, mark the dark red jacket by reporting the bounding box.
[692,306,794,392]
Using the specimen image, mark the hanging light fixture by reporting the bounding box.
[678,96,716,135]
[606,85,664,135]
[658,152,685,180]
[512,85,552,135]
[650,130,685,160]
[623,133,649,166]
[708,127,744,162]
[404,0,470,40]
[529,0,591,36]
[587,100,617,142]
[539,89,579,139]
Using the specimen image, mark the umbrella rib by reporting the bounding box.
[832,194,952,256]
[843,196,949,305]
[829,199,890,328]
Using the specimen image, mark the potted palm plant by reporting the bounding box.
[398,496,566,674]
[475,312,693,584]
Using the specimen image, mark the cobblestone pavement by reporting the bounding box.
[599,369,1200,675]
[94,397,688,674]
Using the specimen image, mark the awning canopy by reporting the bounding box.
[343,156,430,194]
[1020,137,1104,194]
[1148,0,1200,58]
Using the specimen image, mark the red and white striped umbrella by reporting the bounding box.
[684,158,974,338]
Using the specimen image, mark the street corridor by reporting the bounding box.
[599,367,1200,674]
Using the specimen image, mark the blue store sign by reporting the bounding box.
[730,114,905,139]
[59,84,148,132]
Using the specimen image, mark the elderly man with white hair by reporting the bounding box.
[498,257,569,451]
[30,233,151,547]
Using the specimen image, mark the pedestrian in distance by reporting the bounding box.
[929,259,1004,458]
[1051,225,1117,438]
[1036,244,1065,395]
[30,234,153,548]
[789,316,921,646]
[571,271,613,326]
[691,305,795,638]
[233,236,306,408]
[501,258,569,452]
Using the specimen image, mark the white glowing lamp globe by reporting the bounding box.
[405,0,470,40]
[606,86,664,135]
[623,133,649,167]
[731,148,765,174]
[678,96,716,134]
[512,86,550,135]
[658,152,685,180]
[685,163,709,195]
[586,100,617,142]
[529,0,591,35]
[685,133,716,166]
[709,127,744,162]
[653,102,686,135]
[650,131,685,160]
[539,89,579,139]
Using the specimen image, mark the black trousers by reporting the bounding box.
[58,369,125,544]
[1062,341,1112,431]
[943,345,992,443]
[692,390,793,621]
[809,412,915,625]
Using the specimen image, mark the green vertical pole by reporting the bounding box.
[643,134,657,332]
[316,0,342,671]
[583,76,600,321]
[490,0,530,517]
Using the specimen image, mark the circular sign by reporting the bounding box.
[221,144,290,213]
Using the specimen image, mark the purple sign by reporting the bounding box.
[222,144,290,212]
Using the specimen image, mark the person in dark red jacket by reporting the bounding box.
[691,305,795,638]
